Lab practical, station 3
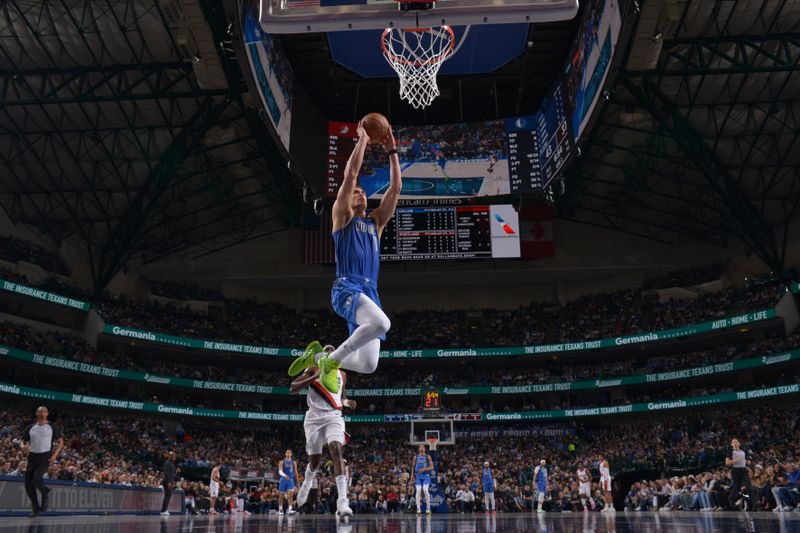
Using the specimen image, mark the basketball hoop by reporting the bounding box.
[381,26,455,109]
[426,436,439,451]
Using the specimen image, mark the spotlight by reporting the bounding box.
[652,30,663,43]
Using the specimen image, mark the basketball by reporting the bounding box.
[362,112,390,143]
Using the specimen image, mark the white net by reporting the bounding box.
[382,26,455,109]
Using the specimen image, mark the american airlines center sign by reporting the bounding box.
[0,477,182,515]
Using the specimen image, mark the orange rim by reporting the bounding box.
[381,26,455,67]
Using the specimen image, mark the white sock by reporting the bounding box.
[424,486,431,508]
[304,465,318,486]
[329,295,389,373]
[416,487,422,508]
[336,475,349,503]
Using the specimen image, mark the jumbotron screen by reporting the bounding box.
[327,90,575,199]
[380,204,520,261]
[328,120,511,200]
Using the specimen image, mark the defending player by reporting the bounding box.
[482,461,496,515]
[599,454,614,512]
[576,462,592,512]
[534,459,548,513]
[291,364,356,518]
[412,445,434,514]
[209,463,221,515]
[289,120,402,393]
[277,450,299,515]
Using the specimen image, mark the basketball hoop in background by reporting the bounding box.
[425,430,440,451]
[382,24,455,109]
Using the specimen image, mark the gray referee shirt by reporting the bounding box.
[732,449,746,468]
[23,422,62,455]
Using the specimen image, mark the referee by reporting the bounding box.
[725,438,752,510]
[160,451,177,516]
[22,406,63,517]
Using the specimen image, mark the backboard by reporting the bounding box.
[261,0,579,33]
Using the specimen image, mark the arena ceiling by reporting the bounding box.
[0,0,798,290]
[559,0,800,271]
[0,0,303,289]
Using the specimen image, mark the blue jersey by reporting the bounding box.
[415,454,430,476]
[331,216,385,340]
[282,458,295,480]
[535,466,547,488]
[482,467,495,492]
[333,216,380,282]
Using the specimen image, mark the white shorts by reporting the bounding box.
[579,482,591,496]
[304,413,346,455]
[601,476,611,492]
[210,480,219,497]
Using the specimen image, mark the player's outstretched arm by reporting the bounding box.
[290,368,320,394]
[341,372,357,409]
[370,129,402,235]
[333,121,370,232]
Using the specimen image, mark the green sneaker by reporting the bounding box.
[317,355,341,394]
[288,341,323,377]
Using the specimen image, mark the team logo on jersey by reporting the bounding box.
[493,214,516,235]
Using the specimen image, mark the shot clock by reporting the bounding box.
[421,387,444,413]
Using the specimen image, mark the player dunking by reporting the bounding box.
[291,364,356,517]
[413,445,434,514]
[289,119,402,393]
[599,454,614,512]
[277,450,299,515]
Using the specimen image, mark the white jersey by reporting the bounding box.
[600,462,610,479]
[209,468,220,497]
[306,370,345,418]
[578,468,589,482]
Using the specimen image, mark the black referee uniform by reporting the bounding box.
[161,453,177,513]
[22,421,62,516]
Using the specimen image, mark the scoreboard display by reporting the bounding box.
[420,388,444,413]
[380,205,520,261]
[327,122,356,196]
[536,83,573,190]
[506,81,575,194]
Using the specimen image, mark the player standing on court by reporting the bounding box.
[290,364,356,518]
[599,454,614,512]
[277,450,299,515]
[209,463,221,514]
[534,459,548,513]
[412,445,434,514]
[289,117,402,393]
[482,461,496,515]
[576,462,592,512]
